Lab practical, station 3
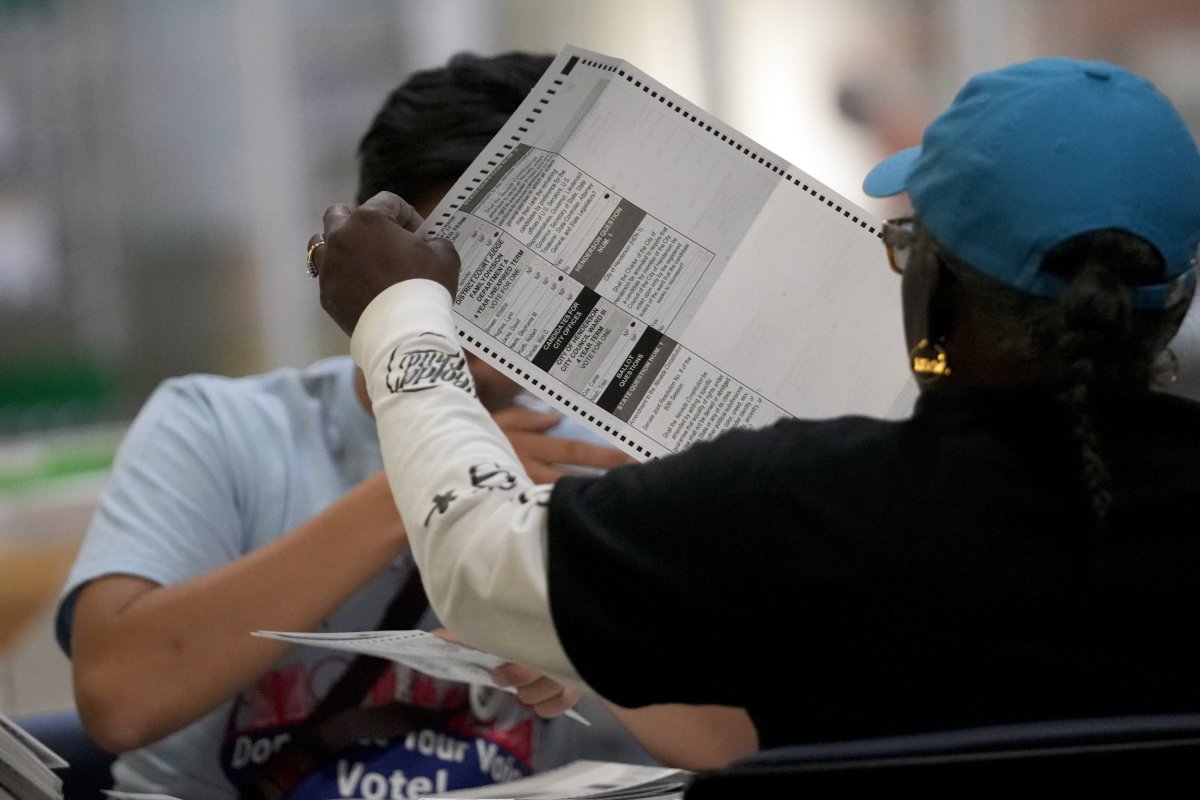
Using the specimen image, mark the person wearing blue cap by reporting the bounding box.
[310,57,1200,750]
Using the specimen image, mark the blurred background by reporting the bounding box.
[2,0,1199,715]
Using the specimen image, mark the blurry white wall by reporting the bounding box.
[0,0,916,422]
[1,0,1198,427]
[0,0,1189,426]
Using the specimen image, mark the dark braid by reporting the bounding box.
[1047,260,1127,532]
[918,224,1189,534]
[1054,364,1112,532]
[1035,232,1186,532]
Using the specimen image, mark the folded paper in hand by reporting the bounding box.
[252,629,590,726]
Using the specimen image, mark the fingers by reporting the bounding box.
[322,191,425,239]
[431,627,463,644]
[520,458,567,485]
[425,235,460,270]
[503,431,573,483]
[398,202,425,233]
[322,203,351,238]
[502,423,636,484]
[491,663,583,719]
[561,438,638,469]
[436,633,581,718]
[491,661,537,688]
[355,191,402,219]
[313,191,462,337]
[353,190,427,233]
[491,405,562,434]
[523,436,637,471]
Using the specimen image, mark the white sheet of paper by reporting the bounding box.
[0,712,65,800]
[0,714,67,770]
[422,45,917,462]
[252,629,590,725]
[422,758,690,799]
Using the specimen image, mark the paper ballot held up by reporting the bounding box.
[421,45,916,461]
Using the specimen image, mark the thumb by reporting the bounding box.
[432,628,464,645]
[424,235,462,298]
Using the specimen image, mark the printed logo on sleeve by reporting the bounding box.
[469,463,517,491]
[386,343,474,395]
[424,489,460,527]
[517,486,552,507]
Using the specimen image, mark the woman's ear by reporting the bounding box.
[900,238,961,386]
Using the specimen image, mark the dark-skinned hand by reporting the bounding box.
[314,191,461,336]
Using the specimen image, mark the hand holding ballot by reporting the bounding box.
[317,192,460,336]
[490,659,585,720]
[434,627,587,721]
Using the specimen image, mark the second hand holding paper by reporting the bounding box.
[252,629,591,726]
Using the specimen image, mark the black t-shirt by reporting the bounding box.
[547,387,1200,749]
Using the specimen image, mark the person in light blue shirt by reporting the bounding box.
[53,53,691,800]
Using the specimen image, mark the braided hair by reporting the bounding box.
[1038,233,1181,531]
[913,223,1190,533]
[356,52,553,205]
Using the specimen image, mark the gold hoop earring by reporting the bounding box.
[910,338,951,378]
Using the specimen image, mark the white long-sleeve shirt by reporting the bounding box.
[351,278,587,688]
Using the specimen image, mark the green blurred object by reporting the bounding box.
[0,425,121,496]
[0,355,123,495]
[0,354,120,435]
[0,0,52,15]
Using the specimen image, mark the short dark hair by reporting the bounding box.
[356,51,553,204]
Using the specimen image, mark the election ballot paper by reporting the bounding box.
[422,759,692,800]
[421,45,916,461]
[0,713,66,800]
[104,761,689,800]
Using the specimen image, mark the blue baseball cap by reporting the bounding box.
[863,57,1200,309]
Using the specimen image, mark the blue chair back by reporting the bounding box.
[684,714,1200,798]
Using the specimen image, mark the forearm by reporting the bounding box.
[352,280,583,687]
[71,474,407,752]
[604,703,759,770]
